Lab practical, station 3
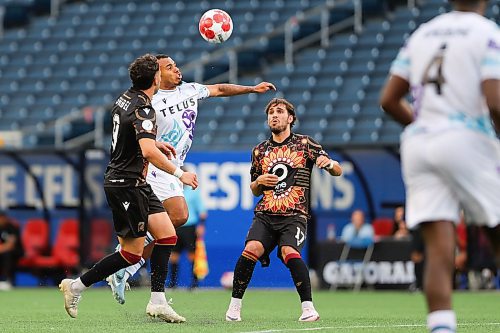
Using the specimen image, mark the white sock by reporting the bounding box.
[150,291,167,305]
[125,259,145,278]
[301,301,314,310]
[70,278,87,294]
[427,310,456,333]
[230,297,242,307]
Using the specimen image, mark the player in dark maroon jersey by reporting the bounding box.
[225,98,342,322]
[59,54,197,323]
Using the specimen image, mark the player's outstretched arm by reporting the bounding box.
[380,75,413,126]
[316,156,342,176]
[206,82,276,97]
[139,138,198,189]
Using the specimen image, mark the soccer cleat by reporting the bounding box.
[106,268,130,305]
[59,279,82,318]
[146,300,186,323]
[225,303,242,322]
[299,307,320,322]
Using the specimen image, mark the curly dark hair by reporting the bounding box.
[128,54,159,90]
[264,98,297,128]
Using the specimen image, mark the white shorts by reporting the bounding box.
[146,164,184,202]
[401,130,500,229]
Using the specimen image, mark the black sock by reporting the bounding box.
[168,262,178,288]
[232,252,257,299]
[286,257,312,302]
[80,252,131,287]
[150,244,174,292]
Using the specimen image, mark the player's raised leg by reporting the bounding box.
[60,236,144,318]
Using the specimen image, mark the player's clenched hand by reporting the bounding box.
[253,82,276,93]
[257,173,279,187]
[156,141,176,159]
[180,172,198,189]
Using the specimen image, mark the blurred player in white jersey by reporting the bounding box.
[107,54,276,304]
[380,1,500,332]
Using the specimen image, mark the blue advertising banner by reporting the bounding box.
[0,149,405,288]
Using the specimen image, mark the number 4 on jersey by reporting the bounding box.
[423,43,447,95]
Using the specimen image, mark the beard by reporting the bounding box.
[270,123,288,134]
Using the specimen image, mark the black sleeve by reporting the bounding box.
[306,136,329,162]
[250,145,262,182]
[133,105,157,140]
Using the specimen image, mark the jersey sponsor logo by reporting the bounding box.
[142,120,153,131]
[143,107,152,115]
[151,170,156,178]
[122,201,130,211]
[159,97,196,116]
[261,146,306,213]
[109,179,125,183]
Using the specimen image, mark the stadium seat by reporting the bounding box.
[32,218,80,270]
[89,218,113,264]
[372,217,394,239]
[17,218,50,268]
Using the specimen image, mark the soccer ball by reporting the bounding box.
[199,9,233,44]
[220,271,234,289]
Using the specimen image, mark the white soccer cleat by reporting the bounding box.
[146,301,186,323]
[225,303,242,322]
[59,279,82,318]
[299,307,320,322]
[106,268,130,305]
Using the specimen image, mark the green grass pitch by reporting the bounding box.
[0,288,498,332]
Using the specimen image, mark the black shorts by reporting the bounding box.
[246,213,307,267]
[104,185,164,238]
[173,225,197,253]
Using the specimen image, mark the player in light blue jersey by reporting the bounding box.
[380,1,500,332]
[107,54,275,304]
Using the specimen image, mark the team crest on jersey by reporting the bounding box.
[142,120,153,131]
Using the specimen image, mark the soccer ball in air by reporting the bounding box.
[199,9,233,44]
[220,271,234,289]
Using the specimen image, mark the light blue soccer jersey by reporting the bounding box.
[184,186,206,227]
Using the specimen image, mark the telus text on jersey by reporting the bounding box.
[160,97,196,116]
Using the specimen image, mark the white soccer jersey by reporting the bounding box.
[390,11,500,139]
[151,82,210,166]
[146,82,210,201]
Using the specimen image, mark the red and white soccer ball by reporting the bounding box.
[199,9,233,44]
[220,271,234,289]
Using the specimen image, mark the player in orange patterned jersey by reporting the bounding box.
[225,98,342,322]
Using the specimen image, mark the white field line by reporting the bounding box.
[239,322,500,333]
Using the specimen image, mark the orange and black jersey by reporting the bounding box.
[104,88,157,188]
[250,133,330,218]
